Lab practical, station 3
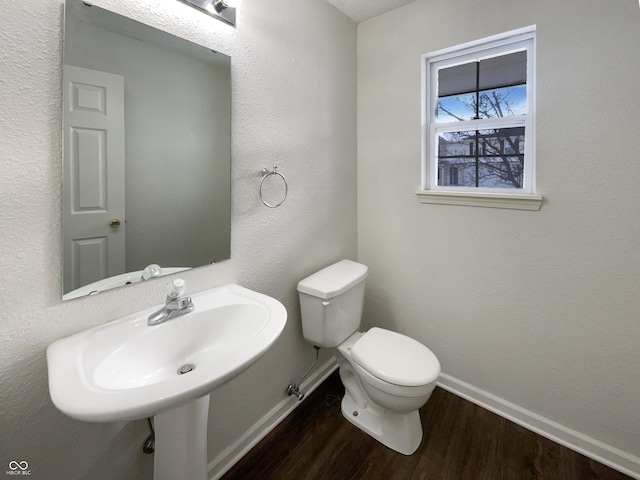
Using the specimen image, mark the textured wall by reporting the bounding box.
[358,0,640,462]
[0,0,356,478]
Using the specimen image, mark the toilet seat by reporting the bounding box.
[351,327,440,387]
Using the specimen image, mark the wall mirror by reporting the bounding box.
[62,0,231,300]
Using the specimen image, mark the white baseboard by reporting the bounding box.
[437,373,640,480]
[207,359,339,480]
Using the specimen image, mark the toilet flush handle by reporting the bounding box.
[322,300,331,307]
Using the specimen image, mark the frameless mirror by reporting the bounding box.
[61,0,231,300]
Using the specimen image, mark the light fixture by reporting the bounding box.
[178,0,238,27]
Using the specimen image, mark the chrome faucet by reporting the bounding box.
[147,279,194,326]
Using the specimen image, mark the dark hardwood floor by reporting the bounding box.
[222,371,632,480]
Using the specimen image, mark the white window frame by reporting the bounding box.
[418,26,542,210]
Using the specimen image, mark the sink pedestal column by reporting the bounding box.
[153,395,210,480]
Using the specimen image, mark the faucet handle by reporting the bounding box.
[168,278,186,299]
[141,264,162,280]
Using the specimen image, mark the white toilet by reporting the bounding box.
[297,259,441,455]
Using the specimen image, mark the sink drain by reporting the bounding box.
[177,364,196,375]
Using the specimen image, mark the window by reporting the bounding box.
[419,27,541,210]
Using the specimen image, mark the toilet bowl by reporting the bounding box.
[297,260,441,455]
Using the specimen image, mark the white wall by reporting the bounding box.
[358,0,640,470]
[0,0,356,478]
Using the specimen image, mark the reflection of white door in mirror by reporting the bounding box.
[62,65,125,294]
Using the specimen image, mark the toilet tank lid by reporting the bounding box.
[297,260,368,299]
[351,328,441,387]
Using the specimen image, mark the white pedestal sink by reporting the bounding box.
[47,284,287,480]
[154,396,210,480]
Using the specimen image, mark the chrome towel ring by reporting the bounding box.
[260,165,288,208]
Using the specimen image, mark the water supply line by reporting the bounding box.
[142,417,155,454]
[286,346,320,401]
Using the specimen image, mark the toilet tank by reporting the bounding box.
[297,260,368,348]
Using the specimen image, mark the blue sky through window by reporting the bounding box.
[437,84,527,123]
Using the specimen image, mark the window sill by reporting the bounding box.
[415,190,543,211]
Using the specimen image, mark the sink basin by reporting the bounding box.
[47,283,287,423]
